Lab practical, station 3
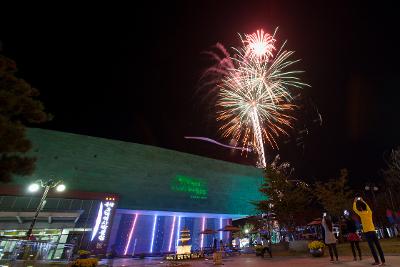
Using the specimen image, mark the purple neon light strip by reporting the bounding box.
[150,215,158,253]
[200,217,206,249]
[220,218,223,240]
[91,202,103,241]
[168,216,176,252]
[176,216,181,249]
[124,213,138,255]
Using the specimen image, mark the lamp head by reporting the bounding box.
[28,183,40,192]
[56,184,66,192]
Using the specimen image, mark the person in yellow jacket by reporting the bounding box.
[353,197,385,266]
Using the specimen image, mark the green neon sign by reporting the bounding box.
[171,175,208,199]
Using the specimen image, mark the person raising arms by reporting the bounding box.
[353,197,385,266]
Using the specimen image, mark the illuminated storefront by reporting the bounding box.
[0,193,117,260]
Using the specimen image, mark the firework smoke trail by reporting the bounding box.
[184,136,252,152]
[250,106,266,167]
[202,28,308,168]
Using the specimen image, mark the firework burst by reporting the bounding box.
[243,29,276,62]
[202,28,308,168]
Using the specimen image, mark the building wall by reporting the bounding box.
[9,128,264,216]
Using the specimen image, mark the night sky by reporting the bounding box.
[1,1,399,187]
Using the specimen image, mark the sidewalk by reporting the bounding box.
[100,255,400,266]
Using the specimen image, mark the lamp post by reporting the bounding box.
[386,187,396,212]
[364,184,379,209]
[364,184,383,229]
[26,179,65,239]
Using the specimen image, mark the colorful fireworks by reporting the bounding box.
[244,29,276,62]
[202,28,308,168]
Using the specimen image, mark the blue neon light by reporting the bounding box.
[220,218,223,240]
[91,202,103,241]
[150,215,158,253]
[168,216,176,252]
[200,217,206,249]
[176,216,181,249]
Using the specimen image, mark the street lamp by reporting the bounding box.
[28,183,40,192]
[364,185,378,192]
[364,183,382,229]
[364,184,379,208]
[26,179,65,239]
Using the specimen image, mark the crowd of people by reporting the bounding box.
[208,196,392,266]
[321,197,386,265]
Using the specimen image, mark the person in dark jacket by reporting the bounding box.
[107,244,117,267]
[213,238,218,252]
[261,236,272,258]
[343,210,362,261]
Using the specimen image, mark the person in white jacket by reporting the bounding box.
[322,213,339,263]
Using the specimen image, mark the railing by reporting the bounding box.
[0,239,74,261]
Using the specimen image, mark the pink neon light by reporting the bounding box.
[168,216,176,252]
[200,217,206,249]
[124,213,138,255]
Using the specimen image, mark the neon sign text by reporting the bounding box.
[98,201,114,241]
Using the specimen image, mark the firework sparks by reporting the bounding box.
[202,28,308,168]
[243,29,276,62]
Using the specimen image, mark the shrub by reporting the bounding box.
[308,241,325,250]
[71,258,98,267]
[77,250,90,256]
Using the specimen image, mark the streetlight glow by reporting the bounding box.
[56,184,66,192]
[28,183,40,192]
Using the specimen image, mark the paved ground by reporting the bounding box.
[100,255,400,266]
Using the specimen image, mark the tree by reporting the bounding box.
[254,156,311,235]
[0,55,51,182]
[313,169,353,219]
[382,147,400,187]
[379,147,400,212]
[233,223,256,239]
